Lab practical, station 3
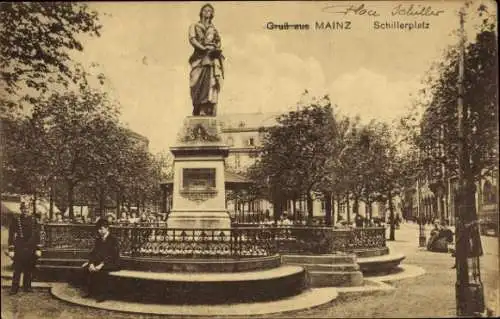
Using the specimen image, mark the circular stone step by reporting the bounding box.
[119,254,281,272]
[102,265,308,304]
[51,282,338,316]
[357,253,406,274]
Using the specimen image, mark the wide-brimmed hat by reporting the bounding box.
[96,218,110,229]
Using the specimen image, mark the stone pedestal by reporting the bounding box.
[167,117,231,229]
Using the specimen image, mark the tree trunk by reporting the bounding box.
[99,187,105,218]
[388,191,396,241]
[324,192,332,226]
[337,195,341,222]
[162,187,168,214]
[346,193,351,223]
[443,188,449,223]
[306,191,313,225]
[49,185,54,221]
[280,196,286,218]
[116,191,121,218]
[32,192,37,216]
[67,182,75,220]
[331,193,336,226]
[353,197,359,215]
[272,195,280,223]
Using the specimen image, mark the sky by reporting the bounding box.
[71,1,494,153]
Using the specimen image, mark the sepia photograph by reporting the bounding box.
[0,1,498,318]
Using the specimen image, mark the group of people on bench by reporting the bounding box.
[427,220,454,253]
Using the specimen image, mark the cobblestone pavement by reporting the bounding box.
[1,225,498,318]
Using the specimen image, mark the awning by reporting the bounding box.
[1,201,21,215]
[1,200,61,216]
[224,171,251,184]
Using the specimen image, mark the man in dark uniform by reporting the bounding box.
[7,202,42,294]
[80,219,120,302]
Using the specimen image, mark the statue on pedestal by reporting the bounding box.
[188,3,224,117]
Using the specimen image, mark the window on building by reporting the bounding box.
[227,137,234,146]
[248,138,254,146]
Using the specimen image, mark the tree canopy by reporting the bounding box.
[1,89,171,219]
[1,3,102,100]
[250,96,336,222]
[418,10,498,183]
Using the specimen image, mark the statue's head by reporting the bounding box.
[199,3,215,22]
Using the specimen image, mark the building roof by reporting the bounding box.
[218,112,280,131]
[123,127,150,147]
[224,170,251,184]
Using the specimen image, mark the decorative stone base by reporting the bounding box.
[168,116,230,230]
[282,254,364,287]
[167,210,230,229]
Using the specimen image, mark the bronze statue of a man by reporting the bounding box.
[188,3,224,117]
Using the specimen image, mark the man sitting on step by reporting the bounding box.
[80,219,120,302]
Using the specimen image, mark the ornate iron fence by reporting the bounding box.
[40,223,386,257]
[271,226,386,254]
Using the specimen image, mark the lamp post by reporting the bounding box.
[454,6,485,317]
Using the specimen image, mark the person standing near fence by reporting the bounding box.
[354,213,364,228]
[7,202,42,295]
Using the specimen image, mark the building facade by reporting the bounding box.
[402,170,498,229]
[218,112,279,220]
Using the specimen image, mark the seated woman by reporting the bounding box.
[80,219,120,302]
[427,221,454,252]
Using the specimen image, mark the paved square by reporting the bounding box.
[1,224,498,318]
